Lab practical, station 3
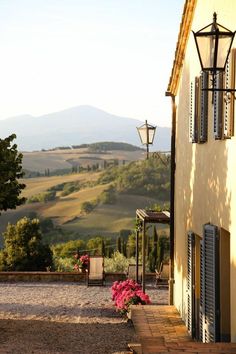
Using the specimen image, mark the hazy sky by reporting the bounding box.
[0,0,185,127]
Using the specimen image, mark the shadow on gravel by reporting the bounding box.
[0,302,120,319]
[0,319,137,354]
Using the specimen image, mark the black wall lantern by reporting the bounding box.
[193,13,236,92]
[137,120,156,159]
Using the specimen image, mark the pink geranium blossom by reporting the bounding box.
[111,279,151,316]
[73,254,89,271]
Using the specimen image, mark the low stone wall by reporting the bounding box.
[0,271,155,283]
[0,271,86,282]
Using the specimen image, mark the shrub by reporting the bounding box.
[27,191,56,203]
[104,251,135,273]
[0,217,53,271]
[40,218,54,233]
[52,239,85,258]
[61,181,80,196]
[86,237,103,255]
[52,256,74,272]
[98,185,117,204]
[80,201,96,214]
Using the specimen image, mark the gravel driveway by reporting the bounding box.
[0,282,168,354]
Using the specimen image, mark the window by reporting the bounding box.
[189,48,236,142]
[213,49,236,140]
[187,225,231,343]
[223,49,236,138]
[189,72,209,143]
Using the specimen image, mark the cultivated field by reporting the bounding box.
[22,147,144,173]
[0,147,169,244]
[21,172,101,198]
[63,194,160,237]
[0,169,160,240]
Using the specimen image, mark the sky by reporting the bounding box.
[0,0,185,127]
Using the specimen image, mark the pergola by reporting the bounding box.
[135,209,170,292]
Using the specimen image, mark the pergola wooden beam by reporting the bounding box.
[135,209,170,292]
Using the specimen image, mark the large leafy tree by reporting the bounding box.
[0,217,53,271]
[0,134,26,213]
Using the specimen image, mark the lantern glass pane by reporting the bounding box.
[195,34,215,69]
[216,34,233,69]
[148,128,156,144]
[138,127,148,144]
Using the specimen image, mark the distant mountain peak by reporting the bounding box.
[0,106,170,152]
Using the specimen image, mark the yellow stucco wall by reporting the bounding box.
[173,0,236,341]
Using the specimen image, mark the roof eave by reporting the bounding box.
[166,0,197,97]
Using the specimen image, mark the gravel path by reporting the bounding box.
[0,282,168,354]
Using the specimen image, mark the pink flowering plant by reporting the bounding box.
[111,279,151,316]
[73,254,89,271]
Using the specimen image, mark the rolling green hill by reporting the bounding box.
[0,155,170,244]
[62,194,162,237]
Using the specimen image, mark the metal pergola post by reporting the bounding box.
[135,224,139,283]
[142,221,146,293]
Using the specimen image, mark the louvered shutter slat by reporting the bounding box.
[189,81,198,143]
[200,224,220,343]
[213,72,224,139]
[199,240,204,342]
[224,60,231,138]
[199,72,208,143]
[189,81,194,142]
[187,232,195,337]
[224,49,236,138]
[194,77,200,142]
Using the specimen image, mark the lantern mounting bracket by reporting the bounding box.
[202,88,236,92]
[201,70,236,94]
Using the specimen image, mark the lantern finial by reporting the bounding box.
[213,12,217,23]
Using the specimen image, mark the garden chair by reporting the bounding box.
[87,256,105,286]
[127,264,143,283]
[155,261,169,288]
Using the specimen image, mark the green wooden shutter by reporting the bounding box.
[213,72,224,140]
[189,81,194,142]
[189,81,196,142]
[200,224,220,342]
[189,78,200,143]
[223,49,235,138]
[187,231,196,337]
[199,239,204,342]
[194,77,200,142]
[199,72,208,143]
[224,60,231,138]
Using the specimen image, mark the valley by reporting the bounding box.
[0,143,170,245]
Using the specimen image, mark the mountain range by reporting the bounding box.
[0,105,171,152]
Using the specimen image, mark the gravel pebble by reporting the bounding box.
[0,282,168,354]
